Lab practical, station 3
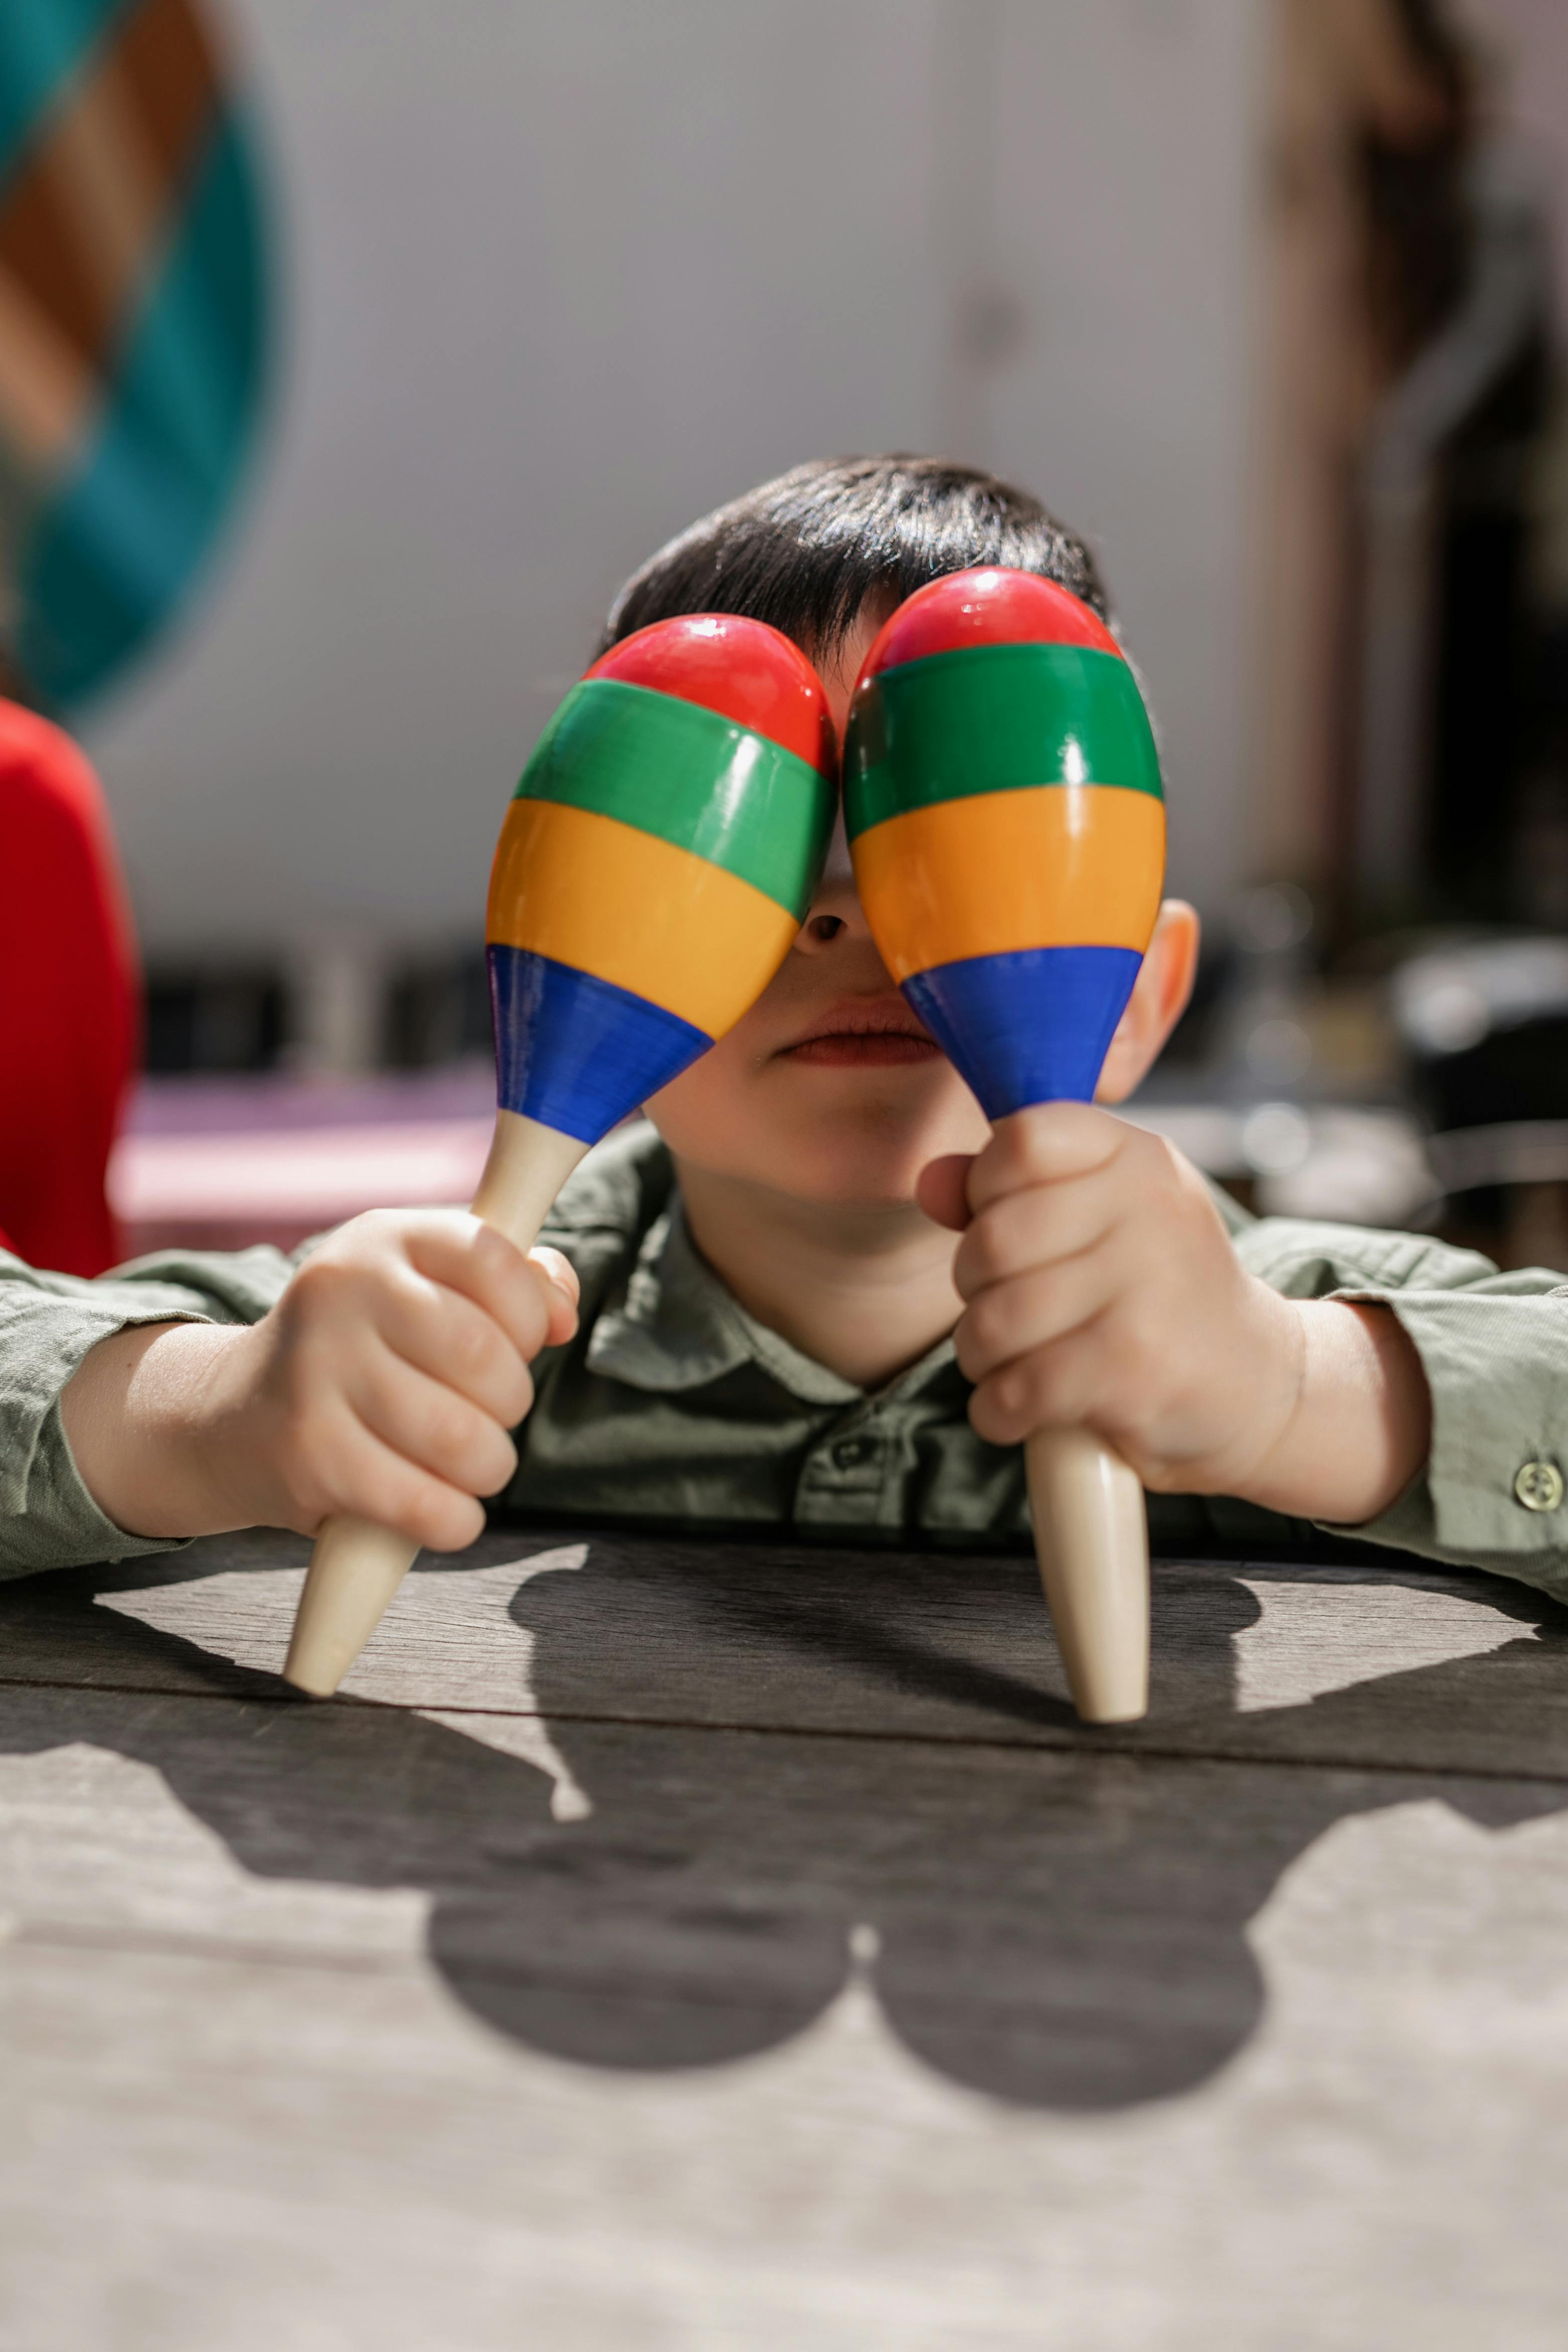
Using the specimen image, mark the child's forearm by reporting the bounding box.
[60,1321,256,1541]
[1230,1299,1432,1529]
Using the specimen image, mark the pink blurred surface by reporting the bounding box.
[109,1067,496,1257]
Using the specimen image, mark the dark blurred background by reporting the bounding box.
[6,0,1568,1262]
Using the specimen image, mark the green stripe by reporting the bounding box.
[0,0,126,173]
[17,107,271,711]
[517,676,835,917]
[844,642,1162,841]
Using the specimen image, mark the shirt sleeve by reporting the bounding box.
[0,1243,292,1581]
[1229,1210,1568,1604]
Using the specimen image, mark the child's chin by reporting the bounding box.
[763,1134,940,1209]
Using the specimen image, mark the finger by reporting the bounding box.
[344,1343,524,1501]
[954,1173,1131,1300]
[954,1245,1116,1385]
[965,1102,1125,1216]
[967,1323,1111,1449]
[288,1392,489,1553]
[529,1245,581,1342]
[401,1216,559,1360]
[916,1154,977,1232]
[365,1274,536,1427]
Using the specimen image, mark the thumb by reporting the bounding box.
[528,1244,581,1343]
[917,1153,977,1232]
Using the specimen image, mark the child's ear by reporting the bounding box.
[1095,900,1201,1105]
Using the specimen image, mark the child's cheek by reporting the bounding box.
[643,1025,758,1163]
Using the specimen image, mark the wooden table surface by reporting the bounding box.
[4,1525,1568,2350]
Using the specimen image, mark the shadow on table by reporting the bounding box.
[6,1540,1568,2112]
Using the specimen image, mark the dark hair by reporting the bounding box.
[597,455,1114,659]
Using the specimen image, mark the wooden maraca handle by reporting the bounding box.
[281,1110,588,1696]
[1023,1426,1149,1723]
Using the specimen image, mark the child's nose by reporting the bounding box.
[793,795,874,949]
[795,872,874,952]
[820,797,853,885]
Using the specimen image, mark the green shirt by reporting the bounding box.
[6,1121,1568,1598]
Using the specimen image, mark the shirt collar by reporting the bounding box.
[586,1201,959,1408]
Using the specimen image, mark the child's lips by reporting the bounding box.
[777,1005,942,1068]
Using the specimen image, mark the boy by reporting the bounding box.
[9,456,1568,1600]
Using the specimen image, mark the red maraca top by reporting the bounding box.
[857,566,1121,684]
[586,614,835,777]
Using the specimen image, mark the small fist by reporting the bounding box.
[919,1103,1305,1498]
[208,1210,579,1551]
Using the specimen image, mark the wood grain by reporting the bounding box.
[4,1526,1568,2348]
[7,1526,1563,1776]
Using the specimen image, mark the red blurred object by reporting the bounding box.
[859,565,1121,681]
[0,700,140,1275]
[586,613,836,775]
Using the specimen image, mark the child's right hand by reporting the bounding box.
[60,1211,580,1552]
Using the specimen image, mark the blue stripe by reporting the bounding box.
[16,104,271,709]
[0,0,127,172]
[902,945,1144,1119]
[488,947,712,1144]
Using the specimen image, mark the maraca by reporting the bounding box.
[283,615,836,1695]
[843,567,1165,1722]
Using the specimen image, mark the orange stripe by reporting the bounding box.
[0,0,220,464]
[487,798,800,1037]
[0,268,92,467]
[850,785,1165,980]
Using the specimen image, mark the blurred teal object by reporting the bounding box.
[0,0,271,712]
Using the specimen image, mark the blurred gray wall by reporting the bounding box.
[1461,0,1568,331]
[85,0,1265,964]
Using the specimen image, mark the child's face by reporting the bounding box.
[647,604,1197,1214]
[646,608,994,1210]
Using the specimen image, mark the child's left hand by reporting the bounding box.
[918,1102,1431,1524]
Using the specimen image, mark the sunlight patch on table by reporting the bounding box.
[1231,1570,1523,1711]
[96,1545,593,1816]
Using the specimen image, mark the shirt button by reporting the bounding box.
[1514,1459,1564,1512]
[833,1436,873,1469]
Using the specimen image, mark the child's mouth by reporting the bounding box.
[779,1005,942,1068]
